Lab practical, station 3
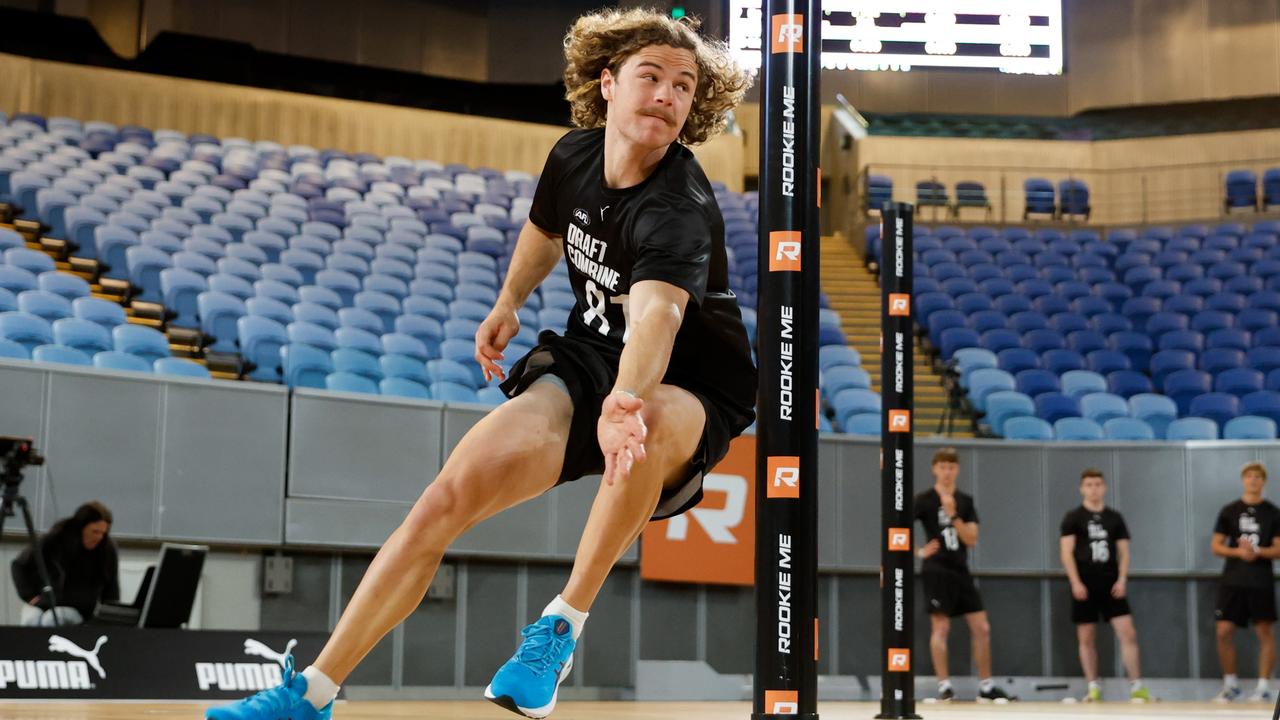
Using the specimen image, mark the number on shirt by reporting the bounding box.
[1090,539,1110,564]
[582,279,630,341]
[942,527,960,551]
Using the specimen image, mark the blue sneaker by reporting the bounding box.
[206,656,332,720]
[485,615,577,718]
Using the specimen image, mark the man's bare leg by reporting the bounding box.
[560,385,705,611]
[311,383,574,684]
[1077,623,1098,682]
[930,614,951,683]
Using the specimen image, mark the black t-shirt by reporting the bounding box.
[914,487,979,573]
[528,129,755,418]
[1059,505,1129,581]
[1214,499,1280,588]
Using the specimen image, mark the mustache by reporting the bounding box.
[640,108,676,124]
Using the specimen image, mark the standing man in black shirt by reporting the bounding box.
[207,9,755,720]
[914,448,1016,703]
[1212,461,1280,704]
[1059,468,1149,702]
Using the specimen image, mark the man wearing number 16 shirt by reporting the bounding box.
[914,448,1015,704]
[1059,468,1148,703]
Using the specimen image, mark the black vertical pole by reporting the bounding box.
[754,3,819,720]
[877,203,920,719]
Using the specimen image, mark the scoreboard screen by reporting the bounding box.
[729,0,1064,75]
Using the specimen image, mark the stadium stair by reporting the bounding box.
[820,236,970,437]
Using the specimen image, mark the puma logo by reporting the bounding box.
[48,635,108,679]
[243,637,298,667]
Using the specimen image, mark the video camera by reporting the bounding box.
[1,436,44,483]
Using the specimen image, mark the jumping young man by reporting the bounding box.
[1059,468,1149,702]
[914,448,1016,703]
[207,9,754,720]
[1212,461,1280,704]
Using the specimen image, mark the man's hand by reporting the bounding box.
[919,539,941,560]
[1239,538,1259,562]
[27,596,39,607]
[1071,580,1088,601]
[475,302,521,383]
[598,392,648,486]
[1111,578,1127,599]
[940,492,957,519]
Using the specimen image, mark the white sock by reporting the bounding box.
[1129,679,1142,691]
[1225,673,1239,689]
[300,666,339,711]
[979,678,995,693]
[1258,678,1271,691]
[938,678,952,692]
[1089,679,1102,690]
[542,595,589,640]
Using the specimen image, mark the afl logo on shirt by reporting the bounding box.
[573,208,590,226]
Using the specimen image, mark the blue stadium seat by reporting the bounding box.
[0,311,53,352]
[93,350,150,372]
[820,345,861,371]
[237,316,288,381]
[430,380,479,403]
[1226,170,1258,211]
[1242,391,1280,425]
[1223,415,1278,440]
[380,353,430,385]
[841,413,880,437]
[1106,370,1153,399]
[335,325,383,357]
[332,348,383,381]
[1054,417,1104,441]
[1102,417,1155,441]
[822,366,872,396]
[1207,328,1251,352]
[154,357,211,379]
[1165,417,1219,441]
[380,377,431,399]
[1024,178,1055,219]
[1216,367,1264,397]
[1163,368,1212,415]
[72,297,127,330]
[1247,347,1280,377]
[1043,349,1086,375]
[1004,416,1053,440]
[1127,393,1176,438]
[31,344,90,366]
[1061,370,1107,399]
[326,371,379,394]
[52,317,112,355]
[197,291,247,352]
[395,315,444,355]
[1036,392,1081,424]
[298,285,344,311]
[113,323,169,363]
[17,290,72,322]
[984,390,1035,437]
[1200,348,1244,375]
[1086,349,1129,375]
[1023,329,1065,355]
[1080,392,1129,425]
[37,272,90,301]
[830,388,881,429]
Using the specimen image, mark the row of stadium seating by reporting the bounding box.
[865,176,1090,220]
[1224,169,1280,212]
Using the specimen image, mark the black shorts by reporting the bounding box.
[1071,576,1132,624]
[922,567,985,617]
[1215,584,1278,627]
[499,331,751,520]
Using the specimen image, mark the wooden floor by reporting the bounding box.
[0,701,1267,719]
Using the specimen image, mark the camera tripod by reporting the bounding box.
[1,441,62,625]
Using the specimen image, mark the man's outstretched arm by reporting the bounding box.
[475,220,562,382]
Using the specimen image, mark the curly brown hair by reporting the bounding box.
[562,8,751,146]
